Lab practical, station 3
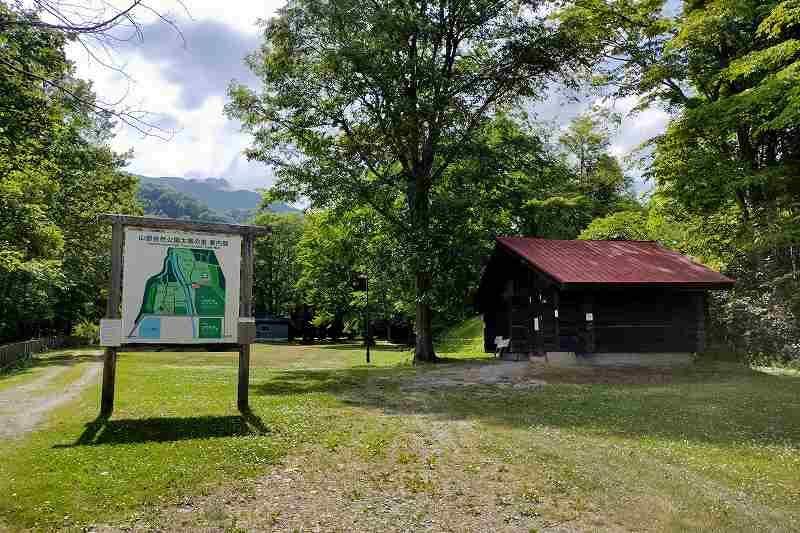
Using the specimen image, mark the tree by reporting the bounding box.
[227,0,587,362]
[558,107,621,182]
[253,210,306,317]
[578,210,650,240]
[0,4,140,340]
[294,208,412,338]
[559,0,800,363]
[515,110,638,239]
[0,1,184,138]
[560,0,800,248]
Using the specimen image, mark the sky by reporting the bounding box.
[67,0,672,193]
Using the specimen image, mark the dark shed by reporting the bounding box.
[255,315,290,341]
[476,238,734,360]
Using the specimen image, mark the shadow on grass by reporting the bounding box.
[252,362,800,449]
[57,410,269,447]
[317,343,411,352]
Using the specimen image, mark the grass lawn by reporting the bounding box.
[0,339,798,532]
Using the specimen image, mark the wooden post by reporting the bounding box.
[101,221,124,418]
[553,290,560,351]
[534,291,544,356]
[582,294,595,354]
[238,234,254,410]
[695,292,706,353]
[238,345,250,410]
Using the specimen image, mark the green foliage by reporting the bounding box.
[519,110,638,239]
[138,181,230,223]
[71,320,99,345]
[226,0,588,360]
[295,208,412,336]
[252,209,306,316]
[0,4,140,341]
[578,211,650,241]
[560,0,800,364]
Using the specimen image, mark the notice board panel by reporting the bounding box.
[121,227,242,344]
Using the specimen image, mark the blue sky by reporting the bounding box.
[68,0,674,194]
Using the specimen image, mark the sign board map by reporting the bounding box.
[122,228,241,343]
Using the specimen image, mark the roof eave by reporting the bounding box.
[560,281,735,291]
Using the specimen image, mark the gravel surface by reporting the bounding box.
[0,361,100,439]
[404,361,546,390]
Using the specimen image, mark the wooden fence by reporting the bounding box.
[0,337,86,370]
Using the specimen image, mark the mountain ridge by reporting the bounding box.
[135,175,298,223]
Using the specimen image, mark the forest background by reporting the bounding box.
[1,0,798,366]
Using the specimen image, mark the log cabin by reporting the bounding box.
[476,237,735,363]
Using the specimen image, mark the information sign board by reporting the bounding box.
[121,228,242,344]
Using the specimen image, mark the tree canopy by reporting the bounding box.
[227,0,592,361]
[0,3,140,341]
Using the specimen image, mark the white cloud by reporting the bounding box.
[65,1,283,190]
[64,1,672,194]
[530,91,671,194]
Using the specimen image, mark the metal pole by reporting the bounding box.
[365,271,370,364]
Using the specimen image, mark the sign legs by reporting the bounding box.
[238,344,250,410]
[100,347,117,418]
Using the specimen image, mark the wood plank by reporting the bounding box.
[101,220,124,418]
[582,294,595,353]
[552,290,560,350]
[119,344,242,352]
[98,214,271,236]
[240,234,255,318]
[237,234,255,410]
[238,344,250,410]
[696,292,706,352]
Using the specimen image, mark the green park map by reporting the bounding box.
[129,248,227,340]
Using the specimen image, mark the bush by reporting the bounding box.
[72,320,100,345]
[706,281,800,368]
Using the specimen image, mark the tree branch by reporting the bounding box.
[0,56,176,140]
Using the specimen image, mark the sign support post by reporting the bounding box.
[238,234,255,410]
[101,220,124,418]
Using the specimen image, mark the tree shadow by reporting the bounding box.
[254,368,376,395]
[252,362,800,449]
[317,343,410,352]
[56,410,270,448]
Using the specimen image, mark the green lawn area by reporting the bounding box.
[0,337,799,531]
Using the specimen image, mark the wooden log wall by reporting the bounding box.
[592,290,702,353]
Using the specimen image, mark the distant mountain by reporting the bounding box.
[135,175,298,223]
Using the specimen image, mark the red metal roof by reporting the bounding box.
[496,237,734,287]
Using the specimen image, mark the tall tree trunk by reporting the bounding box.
[408,169,437,363]
[414,269,437,362]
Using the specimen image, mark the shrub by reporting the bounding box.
[72,320,100,345]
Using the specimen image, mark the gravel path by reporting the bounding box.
[404,361,546,390]
[0,362,100,440]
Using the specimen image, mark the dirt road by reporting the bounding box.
[0,360,100,439]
